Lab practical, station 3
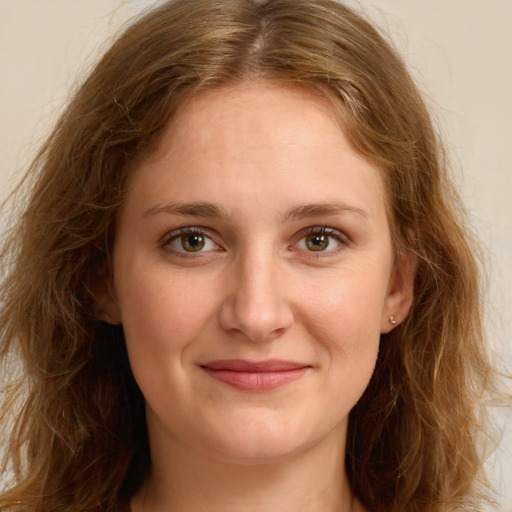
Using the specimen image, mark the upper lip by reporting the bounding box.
[200,359,310,372]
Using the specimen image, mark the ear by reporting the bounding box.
[91,265,122,325]
[380,247,416,333]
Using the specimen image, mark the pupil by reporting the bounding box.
[306,234,328,251]
[182,234,204,252]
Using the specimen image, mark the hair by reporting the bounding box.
[0,0,500,510]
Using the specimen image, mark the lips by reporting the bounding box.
[200,359,310,391]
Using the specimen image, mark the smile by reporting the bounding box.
[200,359,311,391]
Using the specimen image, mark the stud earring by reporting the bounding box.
[389,315,397,325]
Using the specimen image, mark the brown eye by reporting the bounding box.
[181,233,205,252]
[305,233,330,251]
[165,228,218,254]
[294,227,346,255]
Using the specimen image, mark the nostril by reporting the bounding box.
[218,299,293,344]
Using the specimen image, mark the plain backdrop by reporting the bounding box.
[0,1,511,509]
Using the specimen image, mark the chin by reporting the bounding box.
[195,411,344,465]
[206,436,310,465]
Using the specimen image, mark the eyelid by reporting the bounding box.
[292,226,350,255]
[160,226,223,254]
[160,224,350,258]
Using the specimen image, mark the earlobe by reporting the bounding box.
[91,266,122,325]
[380,248,416,333]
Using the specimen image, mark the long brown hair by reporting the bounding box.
[0,0,499,510]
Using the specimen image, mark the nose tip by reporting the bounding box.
[218,264,294,343]
[219,296,293,343]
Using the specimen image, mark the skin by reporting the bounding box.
[98,83,414,511]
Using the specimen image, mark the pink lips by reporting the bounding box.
[200,359,310,391]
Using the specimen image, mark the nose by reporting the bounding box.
[218,250,294,343]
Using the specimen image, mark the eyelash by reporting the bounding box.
[160,225,349,257]
[161,227,221,258]
[294,226,349,256]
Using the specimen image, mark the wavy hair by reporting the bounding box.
[0,0,499,510]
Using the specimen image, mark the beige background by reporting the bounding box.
[0,1,511,509]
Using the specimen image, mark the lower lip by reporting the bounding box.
[202,367,309,391]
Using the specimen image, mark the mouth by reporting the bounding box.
[199,359,311,391]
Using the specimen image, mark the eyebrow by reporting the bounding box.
[143,200,368,221]
[281,202,369,222]
[143,201,231,220]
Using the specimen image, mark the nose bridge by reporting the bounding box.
[219,245,293,342]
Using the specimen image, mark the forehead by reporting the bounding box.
[124,83,388,225]
[153,83,346,159]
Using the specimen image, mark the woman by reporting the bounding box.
[0,0,499,510]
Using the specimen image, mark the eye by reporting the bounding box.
[294,227,347,253]
[304,232,331,251]
[163,228,219,254]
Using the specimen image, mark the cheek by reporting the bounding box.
[115,267,218,366]
[115,268,224,412]
[296,267,388,385]
[288,270,386,431]
[300,269,388,339]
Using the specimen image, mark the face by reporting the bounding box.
[100,84,413,464]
